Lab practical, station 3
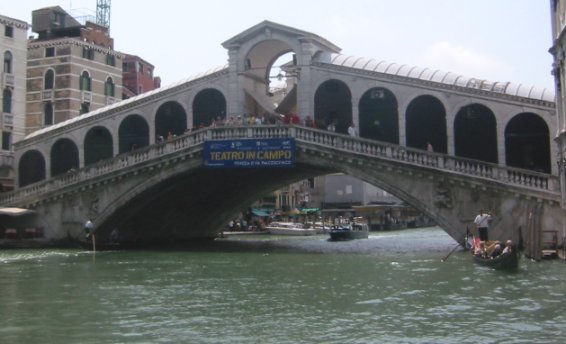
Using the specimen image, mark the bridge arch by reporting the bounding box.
[119,114,150,153]
[18,150,46,187]
[51,138,79,177]
[505,112,551,173]
[359,87,399,144]
[155,101,188,139]
[84,126,113,166]
[454,103,498,163]
[314,79,352,134]
[192,88,226,128]
[405,95,447,153]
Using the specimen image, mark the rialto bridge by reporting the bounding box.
[0,21,561,255]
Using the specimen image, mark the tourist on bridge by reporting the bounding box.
[474,209,492,242]
[348,123,358,137]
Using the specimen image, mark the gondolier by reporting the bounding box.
[474,210,491,242]
[84,219,94,239]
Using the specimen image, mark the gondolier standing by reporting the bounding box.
[84,219,94,239]
[474,210,492,242]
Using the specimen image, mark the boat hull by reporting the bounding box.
[473,250,518,270]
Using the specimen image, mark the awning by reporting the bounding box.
[300,208,320,214]
[0,207,36,216]
[252,209,271,217]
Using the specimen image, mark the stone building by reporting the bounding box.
[25,6,123,134]
[550,1,566,209]
[0,14,28,191]
[122,54,161,99]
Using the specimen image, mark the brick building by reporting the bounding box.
[122,54,161,99]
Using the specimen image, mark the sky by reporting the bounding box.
[1,0,555,89]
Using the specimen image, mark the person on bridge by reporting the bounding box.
[474,210,492,242]
[348,123,358,137]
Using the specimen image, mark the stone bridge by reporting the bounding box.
[1,126,561,254]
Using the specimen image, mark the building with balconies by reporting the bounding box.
[0,14,28,191]
[25,6,123,134]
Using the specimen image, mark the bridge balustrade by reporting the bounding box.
[0,125,559,207]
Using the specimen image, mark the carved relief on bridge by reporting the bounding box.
[434,181,453,209]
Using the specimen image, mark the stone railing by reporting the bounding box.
[0,125,560,206]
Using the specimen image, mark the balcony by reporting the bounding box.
[2,73,14,88]
[42,89,54,101]
[81,91,92,103]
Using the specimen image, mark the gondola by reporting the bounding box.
[473,249,518,270]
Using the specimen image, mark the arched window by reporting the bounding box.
[2,89,11,113]
[44,102,53,125]
[44,69,54,89]
[105,77,115,97]
[80,71,91,91]
[3,51,12,74]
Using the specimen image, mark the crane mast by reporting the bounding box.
[96,0,111,30]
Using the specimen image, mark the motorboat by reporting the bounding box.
[266,222,317,236]
[329,222,369,241]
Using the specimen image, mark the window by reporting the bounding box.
[1,131,11,150]
[106,54,115,66]
[2,89,12,113]
[122,62,128,71]
[4,26,13,38]
[45,47,55,57]
[82,47,94,60]
[105,77,115,97]
[44,69,54,89]
[80,102,90,114]
[79,71,91,91]
[44,103,53,125]
[3,51,12,73]
[139,62,143,73]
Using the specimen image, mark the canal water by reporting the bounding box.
[1,227,565,344]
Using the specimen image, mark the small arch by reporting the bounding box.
[44,69,55,89]
[51,138,79,177]
[19,150,46,187]
[105,77,115,97]
[192,89,226,128]
[80,71,91,91]
[454,104,498,163]
[358,87,399,144]
[3,51,12,73]
[314,79,352,134]
[405,95,447,152]
[155,101,187,139]
[119,114,149,153]
[84,126,113,166]
[505,113,550,173]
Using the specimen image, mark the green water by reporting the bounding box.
[1,227,565,344]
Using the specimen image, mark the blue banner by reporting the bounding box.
[204,138,296,168]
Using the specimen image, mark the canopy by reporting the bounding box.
[252,208,271,217]
[0,207,36,216]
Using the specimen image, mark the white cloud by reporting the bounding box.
[421,42,514,82]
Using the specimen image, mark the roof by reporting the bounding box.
[322,53,555,102]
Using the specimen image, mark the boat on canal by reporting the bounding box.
[471,239,518,270]
[328,222,369,241]
[266,222,317,236]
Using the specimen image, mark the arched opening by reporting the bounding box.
[19,150,46,187]
[505,113,550,173]
[80,71,91,91]
[44,102,53,126]
[44,69,54,89]
[405,95,447,152]
[51,138,79,177]
[359,87,399,144]
[84,126,113,166]
[155,101,187,139]
[119,114,149,153]
[454,104,497,163]
[314,79,352,134]
[192,89,226,128]
[105,77,115,97]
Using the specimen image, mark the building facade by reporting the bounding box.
[550,1,566,209]
[0,14,28,191]
[26,6,122,134]
[122,54,161,99]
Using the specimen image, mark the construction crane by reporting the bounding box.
[96,0,111,30]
